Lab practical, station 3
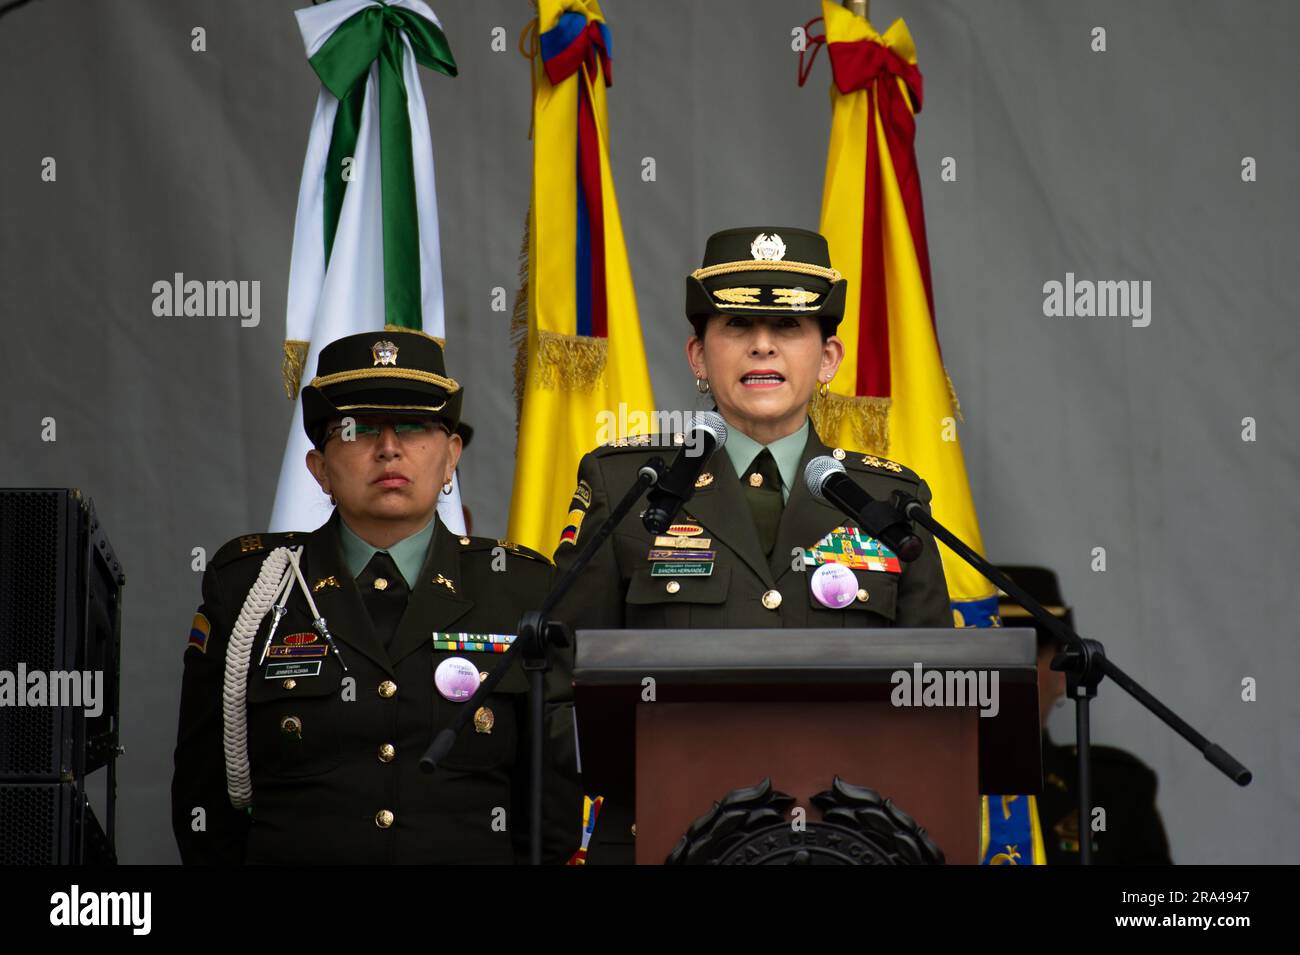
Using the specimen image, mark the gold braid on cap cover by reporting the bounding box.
[692,260,842,282]
[308,367,461,392]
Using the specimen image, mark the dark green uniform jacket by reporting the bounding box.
[550,423,952,860]
[1040,733,1173,865]
[172,512,582,864]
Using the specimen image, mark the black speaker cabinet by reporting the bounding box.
[0,489,123,864]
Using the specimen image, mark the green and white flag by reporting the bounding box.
[271,0,463,533]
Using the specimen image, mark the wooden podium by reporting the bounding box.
[573,628,1040,864]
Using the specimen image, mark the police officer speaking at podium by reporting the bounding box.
[551,227,952,862]
[171,327,581,864]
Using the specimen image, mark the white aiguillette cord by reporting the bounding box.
[223,544,348,809]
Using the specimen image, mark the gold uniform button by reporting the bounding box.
[631,823,637,837]
[665,580,681,594]
[378,743,396,763]
[761,589,782,610]
[479,671,489,683]
[378,680,397,698]
[373,577,389,591]
[748,472,763,488]
[375,810,394,829]
[281,679,297,690]
[832,447,846,461]
[857,588,870,603]
[459,536,471,545]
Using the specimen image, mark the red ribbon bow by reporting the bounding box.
[543,20,612,88]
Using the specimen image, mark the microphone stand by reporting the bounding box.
[420,457,667,864]
[890,489,1252,865]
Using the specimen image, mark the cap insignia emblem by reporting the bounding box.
[750,233,786,262]
[371,340,399,366]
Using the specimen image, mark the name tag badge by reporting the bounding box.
[651,561,714,577]
[265,661,323,679]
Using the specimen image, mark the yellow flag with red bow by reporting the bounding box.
[808,1,1043,865]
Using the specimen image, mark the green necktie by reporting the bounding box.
[741,448,784,556]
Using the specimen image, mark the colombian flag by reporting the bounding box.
[508,0,656,554]
[809,1,1041,864]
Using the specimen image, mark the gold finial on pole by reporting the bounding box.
[843,0,870,19]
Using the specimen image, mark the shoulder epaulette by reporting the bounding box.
[212,531,304,568]
[841,449,922,483]
[593,432,683,455]
[456,535,552,566]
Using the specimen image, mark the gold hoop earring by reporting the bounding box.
[818,380,830,398]
[696,377,710,395]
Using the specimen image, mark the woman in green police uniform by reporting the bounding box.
[551,227,952,862]
[171,327,581,864]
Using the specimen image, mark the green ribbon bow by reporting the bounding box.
[309,3,457,328]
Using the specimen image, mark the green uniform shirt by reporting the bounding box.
[723,419,809,503]
[338,514,437,587]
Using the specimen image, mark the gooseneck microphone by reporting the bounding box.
[642,411,729,533]
[804,455,924,562]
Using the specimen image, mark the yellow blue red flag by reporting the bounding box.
[806,0,1042,864]
[508,0,656,555]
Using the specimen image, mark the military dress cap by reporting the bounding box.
[301,325,463,444]
[996,564,1074,646]
[685,226,847,326]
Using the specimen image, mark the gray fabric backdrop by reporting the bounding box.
[1,0,1295,863]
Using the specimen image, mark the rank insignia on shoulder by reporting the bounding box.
[187,612,211,654]
[860,454,904,474]
[238,534,263,553]
[611,434,654,448]
[694,472,714,489]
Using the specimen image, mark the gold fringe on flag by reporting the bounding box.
[810,390,892,455]
[282,339,309,400]
[535,330,607,392]
[510,211,531,425]
[944,368,965,423]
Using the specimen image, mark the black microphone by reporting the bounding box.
[804,455,924,563]
[642,411,728,533]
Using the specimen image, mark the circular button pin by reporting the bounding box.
[435,656,480,702]
[811,563,858,609]
[857,589,870,603]
[378,680,397,698]
[832,448,846,460]
[282,679,297,690]
[378,743,396,763]
[749,473,763,487]
[762,590,782,610]
[459,537,471,545]
[375,810,394,829]
[373,577,388,591]
[665,580,681,594]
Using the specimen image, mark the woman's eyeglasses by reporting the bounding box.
[325,418,449,444]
